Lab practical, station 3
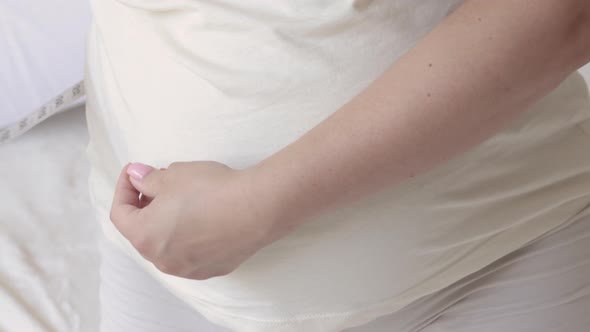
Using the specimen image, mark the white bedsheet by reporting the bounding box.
[0,66,588,332]
[0,107,98,332]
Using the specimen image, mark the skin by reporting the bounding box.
[110,0,590,280]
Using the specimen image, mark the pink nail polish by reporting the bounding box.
[127,162,153,180]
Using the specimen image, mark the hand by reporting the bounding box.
[109,161,283,280]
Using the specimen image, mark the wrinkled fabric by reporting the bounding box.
[98,211,590,332]
[85,0,590,331]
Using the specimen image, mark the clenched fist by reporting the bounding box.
[109,161,286,280]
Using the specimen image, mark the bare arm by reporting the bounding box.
[246,0,590,235]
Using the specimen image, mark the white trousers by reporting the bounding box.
[99,212,590,332]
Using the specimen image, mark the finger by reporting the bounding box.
[110,163,143,239]
[127,162,162,198]
[138,192,153,209]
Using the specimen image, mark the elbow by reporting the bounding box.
[525,0,590,71]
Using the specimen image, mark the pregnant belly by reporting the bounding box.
[93,108,590,319]
[87,8,590,324]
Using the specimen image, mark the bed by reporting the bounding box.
[0,107,99,332]
[0,1,97,331]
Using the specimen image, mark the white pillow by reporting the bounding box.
[0,0,90,142]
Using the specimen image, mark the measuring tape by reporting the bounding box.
[0,80,86,144]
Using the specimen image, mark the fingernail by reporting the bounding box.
[127,162,153,181]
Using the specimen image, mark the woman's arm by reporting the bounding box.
[247,0,590,232]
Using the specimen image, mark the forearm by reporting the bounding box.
[248,0,590,230]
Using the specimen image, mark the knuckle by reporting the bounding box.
[154,260,183,275]
[131,233,156,257]
[189,268,230,281]
[189,271,211,280]
[220,266,235,276]
[214,267,233,278]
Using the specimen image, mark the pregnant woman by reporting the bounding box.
[85,0,590,331]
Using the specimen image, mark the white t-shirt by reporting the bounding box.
[84,0,590,331]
